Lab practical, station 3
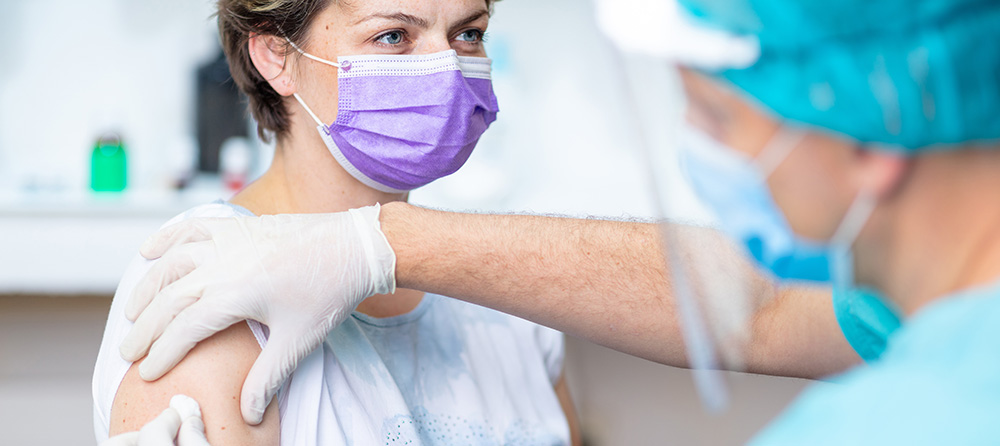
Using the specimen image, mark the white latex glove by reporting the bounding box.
[101,395,211,446]
[118,205,396,424]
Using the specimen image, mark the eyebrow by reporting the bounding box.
[448,10,490,34]
[354,9,490,32]
[355,12,430,28]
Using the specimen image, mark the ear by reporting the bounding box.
[249,33,297,96]
[853,147,909,200]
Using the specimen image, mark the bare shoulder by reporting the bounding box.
[109,322,279,445]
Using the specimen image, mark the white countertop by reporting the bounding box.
[0,187,229,295]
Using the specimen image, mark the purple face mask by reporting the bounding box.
[290,44,500,193]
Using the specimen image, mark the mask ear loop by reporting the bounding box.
[825,144,879,289]
[755,127,807,178]
[831,189,877,248]
[828,189,877,290]
[292,93,327,128]
[285,37,344,69]
[282,38,338,128]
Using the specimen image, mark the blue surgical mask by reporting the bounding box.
[678,123,876,286]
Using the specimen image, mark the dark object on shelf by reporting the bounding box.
[196,50,249,173]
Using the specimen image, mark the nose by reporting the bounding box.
[413,34,453,55]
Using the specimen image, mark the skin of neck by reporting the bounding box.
[857,145,1000,317]
[230,107,426,318]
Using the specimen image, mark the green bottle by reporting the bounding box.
[91,134,127,192]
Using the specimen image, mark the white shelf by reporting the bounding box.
[0,187,230,295]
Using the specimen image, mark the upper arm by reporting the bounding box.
[109,323,280,445]
[536,326,579,445]
[554,372,582,446]
[746,285,862,379]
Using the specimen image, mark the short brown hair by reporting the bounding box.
[218,0,497,142]
[218,0,332,142]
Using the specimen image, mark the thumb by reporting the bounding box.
[137,407,183,446]
[177,417,211,446]
[140,219,214,260]
[240,333,315,425]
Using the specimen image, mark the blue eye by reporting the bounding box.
[376,31,405,45]
[456,29,484,43]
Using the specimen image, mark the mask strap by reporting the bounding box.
[285,38,343,69]
[755,128,807,178]
[831,189,877,248]
[828,189,877,289]
[292,93,326,128]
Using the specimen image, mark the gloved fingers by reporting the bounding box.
[100,432,140,446]
[138,298,244,382]
[126,241,211,322]
[120,270,208,363]
[140,218,221,260]
[168,395,210,446]
[137,407,183,446]
[240,331,319,425]
[177,416,211,446]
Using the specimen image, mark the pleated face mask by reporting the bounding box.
[678,122,876,286]
[289,41,500,193]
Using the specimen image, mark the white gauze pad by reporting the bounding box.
[169,394,203,421]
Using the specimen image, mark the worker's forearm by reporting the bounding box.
[380,202,686,366]
[379,202,861,378]
[745,285,862,378]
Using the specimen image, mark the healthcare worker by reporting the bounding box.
[666,0,1000,442]
[110,0,1000,443]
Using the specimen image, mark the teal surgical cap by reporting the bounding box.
[678,0,1000,152]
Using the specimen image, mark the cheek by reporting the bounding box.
[767,143,853,241]
[293,21,348,122]
[318,71,341,118]
[470,46,488,58]
[295,64,342,122]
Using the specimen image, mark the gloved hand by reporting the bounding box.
[101,395,210,446]
[118,205,396,424]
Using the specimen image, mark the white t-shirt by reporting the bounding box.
[93,202,570,445]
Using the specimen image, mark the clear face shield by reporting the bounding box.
[593,0,769,412]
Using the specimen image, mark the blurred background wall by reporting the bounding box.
[0,0,814,444]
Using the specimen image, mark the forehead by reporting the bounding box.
[333,0,491,18]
